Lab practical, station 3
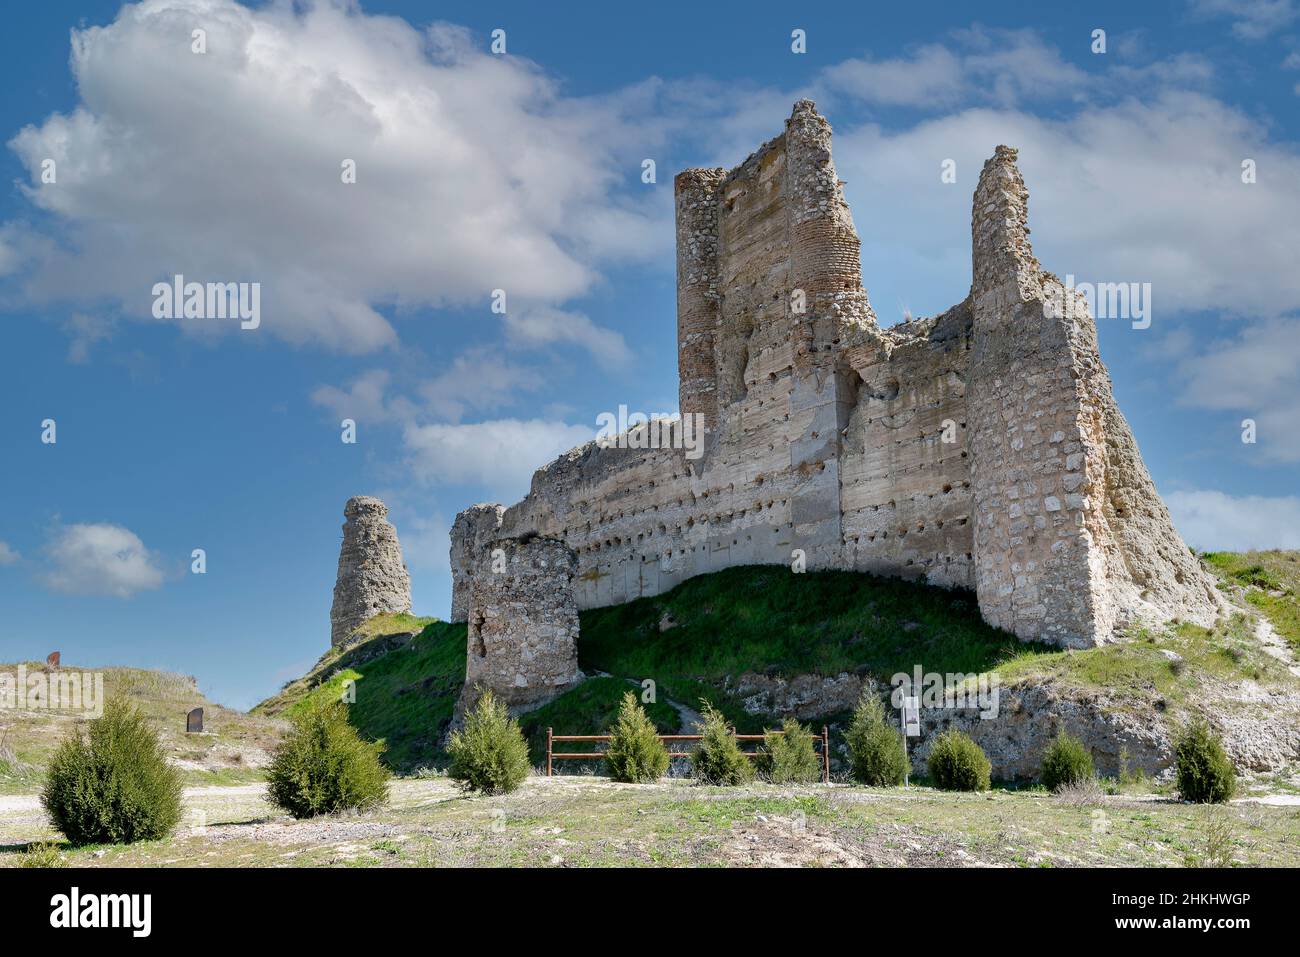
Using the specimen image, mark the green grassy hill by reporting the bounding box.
[253,552,1300,775]
[0,666,283,794]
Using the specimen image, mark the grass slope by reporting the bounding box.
[516,676,681,767]
[579,565,1051,730]
[1203,550,1300,652]
[253,615,466,772]
[264,550,1300,775]
[0,666,281,794]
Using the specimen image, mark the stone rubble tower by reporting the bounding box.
[329,496,412,647]
[456,535,582,715]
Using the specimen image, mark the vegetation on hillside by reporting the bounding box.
[579,566,1052,731]
[516,676,680,769]
[253,554,1299,775]
[1203,550,1300,652]
[1,666,281,793]
[253,615,465,772]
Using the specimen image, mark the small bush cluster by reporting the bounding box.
[692,702,753,785]
[1174,718,1236,804]
[604,693,669,783]
[267,700,390,818]
[448,689,531,795]
[844,692,907,786]
[927,729,991,792]
[42,697,184,845]
[1041,730,1094,792]
[764,718,821,784]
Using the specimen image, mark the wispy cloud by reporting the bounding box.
[1188,0,1299,40]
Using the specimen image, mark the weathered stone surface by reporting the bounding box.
[907,678,1300,780]
[727,671,867,721]
[457,535,582,715]
[449,503,504,624]
[330,496,412,647]
[448,100,1218,657]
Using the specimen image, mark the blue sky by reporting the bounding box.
[1,0,1298,709]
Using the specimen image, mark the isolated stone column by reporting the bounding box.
[329,496,412,647]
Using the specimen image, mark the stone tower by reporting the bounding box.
[456,535,582,715]
[329,496,412,647]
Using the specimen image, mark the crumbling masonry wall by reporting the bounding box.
[457,536,582,713]
[449,101,1219,652]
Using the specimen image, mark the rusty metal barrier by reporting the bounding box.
[547,726,830,784]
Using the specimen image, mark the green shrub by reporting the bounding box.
[844,692,907,786]
[19,842,66,868]
[1174,717,1236,804]
[41,697,183,845]
[1041,729,1095,792]
[605,692,669,783]
[267,700,389,818]
[691,701,753,785]
[927,729,991,792]
[764,718,822,784]
[448,689,531,795]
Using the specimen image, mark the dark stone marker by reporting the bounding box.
[186,707,204,733]
[46,651,60,669]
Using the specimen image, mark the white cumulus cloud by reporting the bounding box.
[1167,489,1300,551]
[41,522,166,597]
[4,0,661,353]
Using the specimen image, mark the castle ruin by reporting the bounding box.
[330,495,412,647]
[449,101,1220,705]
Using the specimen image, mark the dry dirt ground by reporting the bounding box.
[3,775,1298,868]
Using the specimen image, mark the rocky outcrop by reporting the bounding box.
[329,496,412,647]
[727,671,868,721]
[907,674,1300,780]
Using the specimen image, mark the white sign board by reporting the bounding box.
[901,696,921,737]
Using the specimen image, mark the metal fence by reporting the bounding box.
[546,726,830,784]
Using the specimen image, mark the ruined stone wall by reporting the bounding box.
[449,503,505,623]
[330,496,412,647]
[458,535,582,713]
[965,148,1220,645]
[840,302,975,588]
[449,101,1217,652]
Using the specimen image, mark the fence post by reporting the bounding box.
[547,727,553,778]
[822,726,830,785]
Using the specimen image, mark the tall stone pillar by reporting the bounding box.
[329,496,412,647]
